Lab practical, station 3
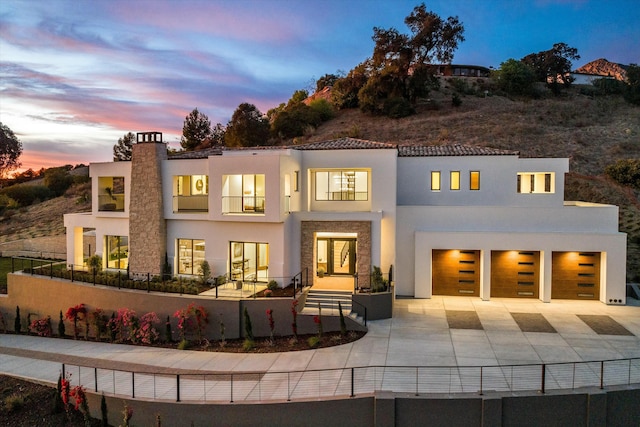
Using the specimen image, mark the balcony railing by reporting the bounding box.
[98,194,125,212]
[222,196,265,214]
[173,195,208,213]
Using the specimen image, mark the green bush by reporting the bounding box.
[383,97,414,118]
[0,184,52,206]
[605,159,640,190]
[267,280,278,291]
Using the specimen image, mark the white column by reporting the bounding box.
[540,250,552,303]
[480,249,491,301]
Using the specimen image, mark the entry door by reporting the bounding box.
[317,238,356,276]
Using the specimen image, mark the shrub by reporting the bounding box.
[0,184,52,206]
[65,304,87,339]
[29,316,53,337]
[267,280,278,291]
[135,312,160,345]
[107,308,138,343]
[307,335,320,348]
[452,93,462,107]
[14,305,21,334]
[383,97,414,118]
[174,303,208,343]
[605,159,640,190]
[243,307,254,341]
[58,310,65,337]
[4,393,24,412]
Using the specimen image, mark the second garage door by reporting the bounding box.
[490,251,540,298]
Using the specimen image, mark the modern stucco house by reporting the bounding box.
[64,133,627,305]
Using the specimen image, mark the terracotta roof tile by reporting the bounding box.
[398,143,518,157]
[293,138,397,150]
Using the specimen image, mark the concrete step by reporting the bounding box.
[303,289,353,315]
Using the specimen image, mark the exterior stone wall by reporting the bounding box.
[301,221,371,288]
[128,141,167,275]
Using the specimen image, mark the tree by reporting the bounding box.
[181,108,212,151]
[521,43,580,94]
[0,122,22,178]
[624,64,640,105]
[44,166,74,197]
[363,3,465,114]
[492,59,536,96]
[315,73,341,93]
[224,103,270,147]
[113,132,135,161]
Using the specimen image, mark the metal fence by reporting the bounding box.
[61,357,640,403]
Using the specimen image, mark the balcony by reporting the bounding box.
[173,195,208,213]
[223,196,265,214]
[98,194,125,212]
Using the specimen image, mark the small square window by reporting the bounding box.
[431,171,441,191]
[450,171,460,190]
[470,171,480,190]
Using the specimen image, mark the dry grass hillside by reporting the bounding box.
[0,83,638,279]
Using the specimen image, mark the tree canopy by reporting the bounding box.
[624,64,640,105]
[521,43,580,94]
[491,59,537,96]
[224,103,270,147]
[181,108,213,151]
[0,122,23,178]
[113,132,135,161]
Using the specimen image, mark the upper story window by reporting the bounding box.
[173,175,208,213]
[431,171,441,191]
[470,171,480,191]
[450,171,460,190]
[517,172,554,194]
[98,176,125,212]
[222,174,265,214]
[315,170,368,201]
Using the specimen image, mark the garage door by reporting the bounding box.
[552,252,600,300]
[491,251,540,298]
[432,250,480,296]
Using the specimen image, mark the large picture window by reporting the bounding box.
[222,174,265,213]
[173,175,208,212]
[230,241,269,282]
[178,239,205,275]
[106,235,128,269]
[517,172,554,194]
[315,170,368,201]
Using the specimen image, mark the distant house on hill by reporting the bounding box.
[430,64,490,78]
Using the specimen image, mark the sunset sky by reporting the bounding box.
[1,0,639,172]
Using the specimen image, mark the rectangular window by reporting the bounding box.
[450,171,460,190]
[517,172,555,194]
[178,239,205,275]
[105,235,128,270]
[173,175,208,212]
[470,171,480,190]
[314,170,368,201]
[294,170,299,192]
[98,176,125,212]
[431,171,441,191]
[230,241,269,282]
[222,174,265,213]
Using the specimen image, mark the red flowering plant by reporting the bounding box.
[266,309,275,344]
[173,303,208,343]
[107,308,138,343]
[29,316,53,337]
[65,304,87,339]
[135,312,160,345]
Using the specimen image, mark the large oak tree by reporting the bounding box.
[0,122,22,178]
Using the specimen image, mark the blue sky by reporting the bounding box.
[1,0,639,171]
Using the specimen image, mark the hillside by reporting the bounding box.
[0,86,639,280]
[574,58,629,81]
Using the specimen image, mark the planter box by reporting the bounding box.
[352,287,393,320]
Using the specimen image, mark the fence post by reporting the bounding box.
[132,372,135,398]
[230,373,234,403]
[94,368,98,392]
[540,364,546,394]
[351,367,355,397]
[147,273,150,293]
[176,374,180,402]
[600,361,604,389]
[70,264,74,282]
[479,367,483,395]
[50,261,53,278]
[62,363,66,379]
[415,367,419,396]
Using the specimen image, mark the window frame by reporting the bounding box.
[177,238,205,275]
[450,171,461,191]
[469,171,480,191]
[314,169,368,201]
[431,171,441,191]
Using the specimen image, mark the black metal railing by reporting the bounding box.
[58,357,640,404]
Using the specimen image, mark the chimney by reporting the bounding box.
[128,132,167,276]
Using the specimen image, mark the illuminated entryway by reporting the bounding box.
[491,251,540,298]
[301,221,371,290]
[432,250,480,296]
[552,252,601,300]
[316,235,357,276]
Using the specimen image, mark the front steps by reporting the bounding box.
[302,289,352,315]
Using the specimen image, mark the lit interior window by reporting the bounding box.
[517,172,555,194]
[470,171,480,190]
[450,171,460,190]
[431,171,441,191]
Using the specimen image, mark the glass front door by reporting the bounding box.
[317,238,356,276]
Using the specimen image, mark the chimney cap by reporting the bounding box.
[136,132,163,143]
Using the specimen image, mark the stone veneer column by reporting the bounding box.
[128,134,167,276]
[301,221,371,287]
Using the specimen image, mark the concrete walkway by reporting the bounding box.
[1,297,639,401]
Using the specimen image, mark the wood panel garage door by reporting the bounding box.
[432,250,480,296]
[552,252,600,300]
[490,251,540,298]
